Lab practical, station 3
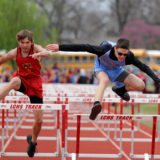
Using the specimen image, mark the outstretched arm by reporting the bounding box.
[46,43,110,57]
[0,49,17,65]
[31,50,52,59]
[31,44,53,59]
[46,44,59,52]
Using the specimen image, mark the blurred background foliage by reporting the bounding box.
[0,0,160,50]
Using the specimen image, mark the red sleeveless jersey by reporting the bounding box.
[16,44,41,77]
[16,44,43,98]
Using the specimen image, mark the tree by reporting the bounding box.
[0,0,48,51]
[107,0,143,35]
[142,0,160,26]
[34,0,107,43]
[119,20,160,49]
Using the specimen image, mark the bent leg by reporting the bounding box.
[0,77,21,100]
[124,73,145,91]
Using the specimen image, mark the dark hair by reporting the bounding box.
[116,38,129,49]
[16,30,33,42]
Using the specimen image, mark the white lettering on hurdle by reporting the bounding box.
[25,104,42,110]
[116,116,132,120]
[10,104,42,110]
[100,115,133,120]
[10,104,23,109]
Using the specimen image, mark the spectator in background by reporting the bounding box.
[41,67,52,83]
[2,67,11,82]
[77,69,89,84]
[52,62,60,71]
[52,70,59,83]
[70,68,80,84]
[59,71,68,83]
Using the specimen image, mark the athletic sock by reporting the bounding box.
[94,101,100,106]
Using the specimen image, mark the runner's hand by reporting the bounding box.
[30,51,50,59]
[46,44,59,52]
[30,53,41,59]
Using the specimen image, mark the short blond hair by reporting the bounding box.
[16,30,33,42]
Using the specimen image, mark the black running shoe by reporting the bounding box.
[89,103,102,120]
[112,86,130,101]
[27,134,37,157]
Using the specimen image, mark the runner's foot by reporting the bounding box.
[112,85,130,101]
[27,134,37,157]
[89,103,102,120]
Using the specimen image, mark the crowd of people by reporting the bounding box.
[41,64,96,84]
[0,65,96,84]
[1,63,160,93]
[0,67,11,82]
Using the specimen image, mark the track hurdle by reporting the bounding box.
[73,114,160,159]
[69,114,123,159]
[0,103,69,159]
[0,95,69,133]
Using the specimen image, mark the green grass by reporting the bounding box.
[111,103,158,114]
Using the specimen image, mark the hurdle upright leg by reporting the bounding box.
[76,115,81,160]
[6,110,9,139]
[61,105,66,160]
[130,100,135,158]
[151,116,157,159]
[56,110,60,156]
[13,110,17,139]
[1,109,5,156]
[114,103,118,140]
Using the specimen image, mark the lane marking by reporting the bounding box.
[3,114,27,152]
[91,121,132,160]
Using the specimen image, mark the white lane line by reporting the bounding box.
[3,115,26,152]
[91,121,132,160]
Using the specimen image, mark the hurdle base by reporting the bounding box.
[65,153,122,158]
[115,137,160,142]
[14,135,57,140]
[67,137,108,141]
[130,153,160,159]
[1,152,59,157]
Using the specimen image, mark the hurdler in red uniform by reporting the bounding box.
[0,30,48,157]
[16,44,43,98]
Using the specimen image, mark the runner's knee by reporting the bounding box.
[10,77,21,90]
[137,81,145,90]
[134,80,145,91]
[34,118,43,124]
[99,78,109,86]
